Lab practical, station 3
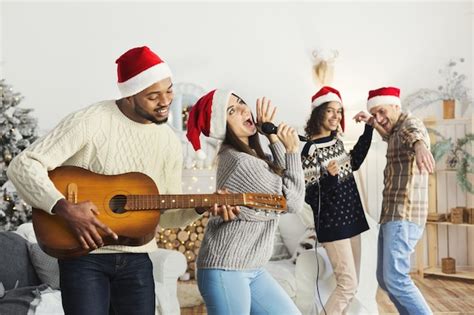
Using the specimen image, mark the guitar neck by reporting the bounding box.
[125,193,246,211]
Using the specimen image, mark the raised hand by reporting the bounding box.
[353,111,375,126]
[277,123,299,154]
[256,97,277,131]
[356,111,388,137]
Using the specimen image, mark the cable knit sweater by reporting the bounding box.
[7,100,201,254]
[196,142,304,270]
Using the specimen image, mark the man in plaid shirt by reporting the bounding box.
[367,87,435,315]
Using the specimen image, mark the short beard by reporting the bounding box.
[134,102,169,125]
[154,118,168,125]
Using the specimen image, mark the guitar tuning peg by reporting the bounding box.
[265,211,270,217]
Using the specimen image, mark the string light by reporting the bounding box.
[156,169,215,280]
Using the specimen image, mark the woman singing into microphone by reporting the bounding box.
[186,89,304,315]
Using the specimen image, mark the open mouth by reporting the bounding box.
[243,118,254,127]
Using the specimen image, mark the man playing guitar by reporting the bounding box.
[7,46,239,315]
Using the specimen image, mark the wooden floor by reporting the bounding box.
[377,275,474,314]
[181,276,474,315]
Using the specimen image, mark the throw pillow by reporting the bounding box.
[14,223,37,243]
[270,227,291,261]
[27,243,60,289]
[0,232,40,289]
[0,284,49,315]
[296,202,314,228]
[278,213,306,256]
[291,227,317,264]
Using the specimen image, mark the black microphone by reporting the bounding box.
[261,122,308,142]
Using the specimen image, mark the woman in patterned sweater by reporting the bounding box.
[301,86,374,314]
[186,89,304,315]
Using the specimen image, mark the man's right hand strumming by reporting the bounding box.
[52,199,118,250]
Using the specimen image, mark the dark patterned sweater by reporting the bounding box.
[301,125,373,242]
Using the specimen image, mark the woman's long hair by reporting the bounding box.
[304,102,340,139]
[220,116,283,176]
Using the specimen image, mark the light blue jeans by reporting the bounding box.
[197,268,301,315]
[376,221,432,315]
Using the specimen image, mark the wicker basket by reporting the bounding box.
[450,207,464,224]
[464,208,474,224]
[441,257,456,274]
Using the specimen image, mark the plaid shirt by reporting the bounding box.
[379,112,430,225]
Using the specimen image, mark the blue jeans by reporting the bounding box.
[58,253,155,315]
[376,221,432,315]
[197,268,301,315]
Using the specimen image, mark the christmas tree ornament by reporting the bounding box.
[0,80,38,231]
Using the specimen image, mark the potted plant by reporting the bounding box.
[405,58,471,119]
[428,127,474,194]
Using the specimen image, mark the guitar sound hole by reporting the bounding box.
[109,195,127,214]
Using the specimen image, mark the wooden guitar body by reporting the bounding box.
[33,166,159,258]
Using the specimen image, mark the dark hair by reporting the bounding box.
[304,102,340,138]
[220,94,283,176]
[222,126,283,176]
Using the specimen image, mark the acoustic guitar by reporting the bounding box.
[32,166,287,259]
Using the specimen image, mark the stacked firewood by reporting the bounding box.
[156,213,209,279]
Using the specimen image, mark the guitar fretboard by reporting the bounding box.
[125,194,246,210]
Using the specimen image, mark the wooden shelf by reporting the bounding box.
[427,221,474,227]
[424,117,471,125]
[424,266,474,280]
[416,116,474,280]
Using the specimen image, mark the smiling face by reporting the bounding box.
[369,104,401,133]
[320,101,343,135]
[225,94,256,145]
[128,77,174,124]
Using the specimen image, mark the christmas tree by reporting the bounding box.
[0,79,38,231]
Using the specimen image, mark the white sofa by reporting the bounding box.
[3,223,186,315]
[265,205,380,315]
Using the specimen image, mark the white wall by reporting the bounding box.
[1,1,472,133]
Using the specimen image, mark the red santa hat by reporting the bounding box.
[367,87,401,111]
[311,86,345,132]
[186,89,233,159]
[115,46,172,98]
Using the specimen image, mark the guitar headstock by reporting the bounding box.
[242,193,287,213]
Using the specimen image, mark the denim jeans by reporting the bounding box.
[197,268,301,315]
[376,221,432,315]
[58,253,155,315]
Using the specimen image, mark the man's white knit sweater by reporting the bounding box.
[7,100,201,253]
